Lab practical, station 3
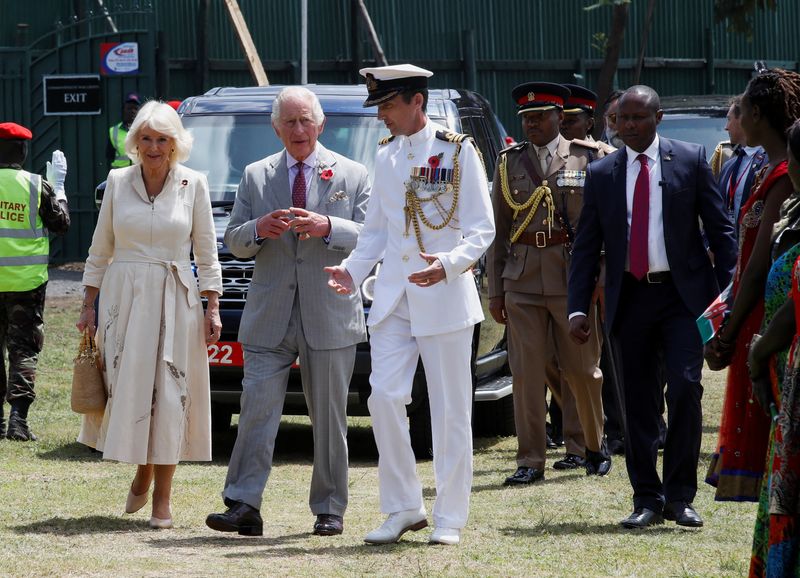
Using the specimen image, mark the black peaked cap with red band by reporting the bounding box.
[562,84,598,114]
[512,82,571,115]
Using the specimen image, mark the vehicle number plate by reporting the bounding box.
[207,341,244,366]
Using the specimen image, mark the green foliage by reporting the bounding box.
[592,32,609,55]
[714,0,778,38]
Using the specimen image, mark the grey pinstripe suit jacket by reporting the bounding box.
[224,144,370,350]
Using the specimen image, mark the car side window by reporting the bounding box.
[460,115,497,178]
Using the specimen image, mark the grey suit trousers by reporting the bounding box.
[222,298,355,516]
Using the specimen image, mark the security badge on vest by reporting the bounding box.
[380,129,477,253]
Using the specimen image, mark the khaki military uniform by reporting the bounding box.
[547,136,615,458]
[488,136,606,470]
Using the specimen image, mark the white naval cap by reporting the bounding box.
[359,64,434,107]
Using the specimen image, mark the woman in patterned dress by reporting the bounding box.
[705,70,800,503]
[748,118,800,578]
[76,101,222,529]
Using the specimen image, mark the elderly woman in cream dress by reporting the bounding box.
[76,101,222,529]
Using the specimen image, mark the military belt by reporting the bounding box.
[513,229,570,249]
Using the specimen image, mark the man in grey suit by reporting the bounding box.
[206,86,370,537]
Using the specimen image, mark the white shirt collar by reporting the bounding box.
[404,118,435,149]
[287,147,318,169]
[534,134,561,157]
[626,134,660,166]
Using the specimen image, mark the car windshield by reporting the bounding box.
[182,114,388,201]
[659,114,728,161]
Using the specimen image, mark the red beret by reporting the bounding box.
[0,122,32,140]
[166,100,182,111]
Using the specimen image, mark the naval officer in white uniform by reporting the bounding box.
[326,64,495,546]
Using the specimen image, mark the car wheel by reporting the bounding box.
[211,404,234,433]
[473,392,516,437]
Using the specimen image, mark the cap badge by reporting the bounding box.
[366,75,378,91]
[527,92,535,102]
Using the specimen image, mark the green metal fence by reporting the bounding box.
[1,0,798,261]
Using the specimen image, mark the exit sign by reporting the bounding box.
[43,75,102,116]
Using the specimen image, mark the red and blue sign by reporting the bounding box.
[100,42,139,76]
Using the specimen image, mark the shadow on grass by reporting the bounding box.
[500,521,682,536]
[148,532,309,549]
[37,442,103,462]
[147,533,430,558]
[11,515,150,535]
[470,472,584,493]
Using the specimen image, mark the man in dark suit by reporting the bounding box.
[718,95,768,234]
[567,86,737,529]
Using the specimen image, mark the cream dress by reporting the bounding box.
[78,164,222,464]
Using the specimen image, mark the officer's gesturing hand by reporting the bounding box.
[255,209,292,239]
[569,314,591,344]
[489,296,507,324]
[325,265,355,294]
[408,253,445,287]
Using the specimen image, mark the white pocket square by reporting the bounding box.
[328,190,349,202]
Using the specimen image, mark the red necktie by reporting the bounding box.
[629,153,650,280]
[292,163,306,209]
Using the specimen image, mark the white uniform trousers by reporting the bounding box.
[367,294,474,529]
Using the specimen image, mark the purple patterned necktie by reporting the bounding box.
[629,153,650,280]
[292,163,306,209]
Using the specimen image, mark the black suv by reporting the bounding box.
[177,84,514,456]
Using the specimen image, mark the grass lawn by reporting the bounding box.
[0,292,756,577]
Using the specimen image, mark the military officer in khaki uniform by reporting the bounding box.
[488,82,611,485]
[545,85,617,471]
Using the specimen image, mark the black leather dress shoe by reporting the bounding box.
[584,449,612,476]
[206,501,264,536]
[546,433,558,449]
[663,502,703,527]
[504,466,544,485]
[552,454,586,470]
[607,438,625,456]
[620,507,664,529]
[313,514,343,536]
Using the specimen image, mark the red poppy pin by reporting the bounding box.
[428,152,444,168]
[320,168,334,181]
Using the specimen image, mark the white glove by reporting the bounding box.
[45,150,67,202]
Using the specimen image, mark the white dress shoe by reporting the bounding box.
[148,516,173,529]
[125,489,148,514]
[429,527,460,545]
[364,507,428,544]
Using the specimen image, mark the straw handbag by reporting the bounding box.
[71,329,106,414]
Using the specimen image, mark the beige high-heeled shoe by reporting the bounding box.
[148,516,173,529]
[125,489,149,514]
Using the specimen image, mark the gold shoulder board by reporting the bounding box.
[435,130,470,144]
[378,135,395,146]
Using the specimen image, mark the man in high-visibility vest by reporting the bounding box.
[105,92,141,170]
[0,122,70,441]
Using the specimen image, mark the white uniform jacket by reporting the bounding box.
[342,120,495,336]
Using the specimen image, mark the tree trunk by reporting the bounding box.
[593,3,629,139]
